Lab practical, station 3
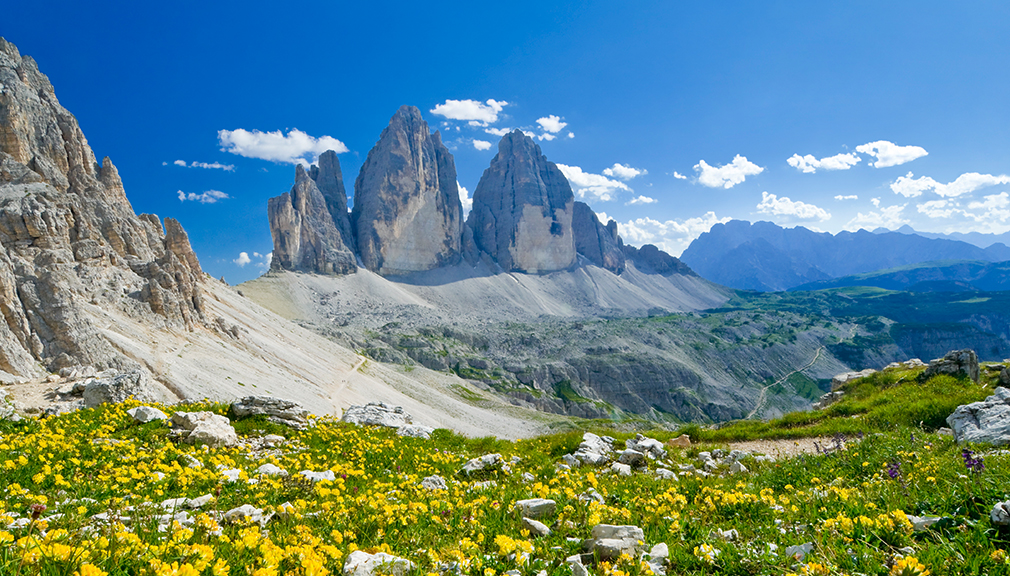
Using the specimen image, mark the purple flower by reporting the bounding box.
[962,448,984,475]
[886,461,901,480]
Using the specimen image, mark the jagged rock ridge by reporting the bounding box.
[0,38,206,378]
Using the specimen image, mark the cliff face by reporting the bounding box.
[467,130,576,273]
[351,106,463,275]
[573,201,625,274]
[0,38,206,376]
[268,161,357,275]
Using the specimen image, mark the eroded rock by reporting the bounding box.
[924,349,980,383]
[947,387,1010,445]
[231,396,309,429]
[170,411,238,448]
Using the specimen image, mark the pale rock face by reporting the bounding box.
[170,411,238,448]
[231,396,309,428]
[946,386,1010,445]
[352,106,463,275]
[0,38,206,377]
[468,130,576,273]
[343,550,415,576]
[573,202,625,274]
[269,161,357,275]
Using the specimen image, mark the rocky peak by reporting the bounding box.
[268,162,357,275]
[573,201,625,274]
[309,150,355,254]
[467,130,576,273]
[352,105,463,275]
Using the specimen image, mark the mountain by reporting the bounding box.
[793,259,1010,292]
[878,224,1010,250]
[681,220,1010,291]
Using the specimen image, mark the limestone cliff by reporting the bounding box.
[268,159,356,275]
[0,38,206,377]
[352,106,463,275]
[573,201,625,274]
[468,130,576,273]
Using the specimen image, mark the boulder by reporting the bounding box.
[1000,368,1010,387]
[421,475,447,491]
[831,369,877,391]
[341,402,413,429]
[83,371,150,408]
[255,463,288,477]
[127,405,168,424]
[222,504,270,525]
[521,517,551,537]
[617,449,646,468]
[572,202,625,274]
[572,432,614,466]
[231,396,309,428]
[946,387,1010,445]
[170,411,238,448]
[461,453,504,475]
[924,349,980,383]
[343,550,414,576]
[583,524,645,560]
[397,424,435,439]
[992,501,1010,526]
[626,434,667,460]
[812,391,845,410]
[299,470,336,482]
[515,498,556,519]
[610,462,632,476]
[467,130,576,273]
[352,106,463,275]
[667,434,691,448]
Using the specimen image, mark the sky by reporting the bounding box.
[4,1,1010,283]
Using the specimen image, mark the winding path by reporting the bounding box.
[746,346,824,420]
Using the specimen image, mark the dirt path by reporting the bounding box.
[729,436,844,458]
[746,346,824,420]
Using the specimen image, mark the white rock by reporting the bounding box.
[572,432,614,466]
[626,434,667,460]
[397,424,435,439]
[713,528,738,541]
[171,411,238,448]
[584,524,645,560]
[187,494,214,509]
[461,453,503,474]
[343,550,415,576]
[127,406,168,424]
[522,516,551,537]
[566,555,589,576]
[785,542,814,561]
[611,462,632,476]
[831,369,877,391]
[180,454,203,468]
[522,472,536,482]
[299,470,336,482]
[907,514,943,531]
[992,501,1010,526]
[341,402,412,429]
[618,449,646,467]
[729,461,748,474]
[515,498,556,519]
[947,387,1010,445]
[220,468,242,483]
[160,497,189,510]
[256,463,289,477]
[223,504,271,525]
[421,475,447,491]
[655,468,678,480]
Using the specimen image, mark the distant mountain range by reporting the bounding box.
[875,224,1010,250]
[680,220,1010,291]
[793,260,1010,292]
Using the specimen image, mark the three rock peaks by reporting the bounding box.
[269,107,676,277]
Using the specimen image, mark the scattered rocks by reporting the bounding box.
[617,449,646,468]
[811,391,845,410]
[572,433,614,466]
[924,349,980,383]
[343,550,415,576]
[421,475,447,491]
[461,453,505,475]
[522,517,552,537]
[341,402,414,429]
[667,434,691,448]
[299,470,336,482]
[626,434,667,459]
[222,504,271,525]
[583,524,645,560]
[256,463,289,477]
[831,369,877,391]
[83,371,149,408]
[127,406,168,424]
[171,411,238,447]
[397,424,435,439]
[610,462,632,476]
[231,396,309,429]
[729,461,748,474]
[946,387,1010,445]
[713,528,739,541]
[515,498,556,519]
[785,542,814,561]
[885,359,927,370]
[655,468,678,480]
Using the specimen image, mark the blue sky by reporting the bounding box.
[4,1,1010,283]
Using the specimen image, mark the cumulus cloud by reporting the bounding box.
[855,140,928,168]
[756,192,831,221]
[234,252,251,266]
[603,163,647,180]
[172,160,236,171]
[694,155,764,188]
[917,199,959,219]
[627,195,657,205]
[177,189,229,204]
[834,195,858,200]
[843,204,908,231]
[568,132,575,139]
[556,164,631,202]
[610,211,731,256]
[890,171,1010,198]
[430,99,508,126]
[458,182,473,217]
[961,192,1010,231]
[472,139,492,151]
[786,152,861,173]
[536,115,567,134]
[672,171,687,180]
[485,127,511,137]
[538,133,557,141]
[235,251,272,270]
[218,128,348,167]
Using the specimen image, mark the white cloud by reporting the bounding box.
[458,182,472,217]
[968,192,1010,211]
[694,155,764,188]
[917,199,958,219]
[843,204,908,231]
[614,211,731,256]
[855,140,928,168]
[485,127,511,137]
[871,197,880,207]
[786,152,861,173]
[627,195,657,205]
[472,139,492,151]
[234,252,252,266]
[603,163,647,180]
[536,115,567,134]
[890,171,1010,198]
[430,99,508,126]
[218,128,348,167]
[834,195,858,200]
[538,133,557,141]
[672,171,687,180]
[172,159,236,171]
[177,189,229,204]
[568,132,575,139]
[556,164,631,202]
[756,192,831,221]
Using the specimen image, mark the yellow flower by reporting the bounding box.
[891,556,930,576]
[75,565,108,576]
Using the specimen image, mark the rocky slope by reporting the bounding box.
[793,259,1010,292]
[352,106,464,275]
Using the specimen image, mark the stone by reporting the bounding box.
[461,453,504,475]
[83,371,150,408]
[300,470,336,482]
[231,396,309,428]
[617,449,646,468]
[522,516,551,537]
[256,463,288,477]
[268,161,357,275]
[572,202,625,274]
[562,454,581,468]
[645,543,668,576]
[812,391,845,410]
[713,528,738,541]
[522,472,535,482]
[572,432,614,466]
[219,468,242,483]
[584,524,645,560]
[566,555,589,576]
[263,434,285,447]
[831,369,878,391]
[421,475,447,491]
[515,498,556,519]
[179,454,203,468]
[610,462,632,476]
[468,130,576,273]
[171,411,238,448]
[341,402,413,428]
[187,494,213,509]
[729,461,748,474]
[1000,368,1010,387]
[785,542,814,561]
[906,515,944,531]
[352,106,463,275]
[127,406,168,424]
[397,424,435,439]
[924,349,980,383]
[655,468,678,480]
[223,504,271,525]
[992,501,1010,526]
[947,387,1010,445]
[343,550,415,576]
[626,434,667,460]
[667,434,691,448]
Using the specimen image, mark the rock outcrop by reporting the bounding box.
[622,243,695,276]
[352,106,463,275]
[947,387,1010,445]
[923,349,980,383]
[573,201,624,274]
[468,130,576,273]
[268,161,357,275]
[0,38,206,378]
